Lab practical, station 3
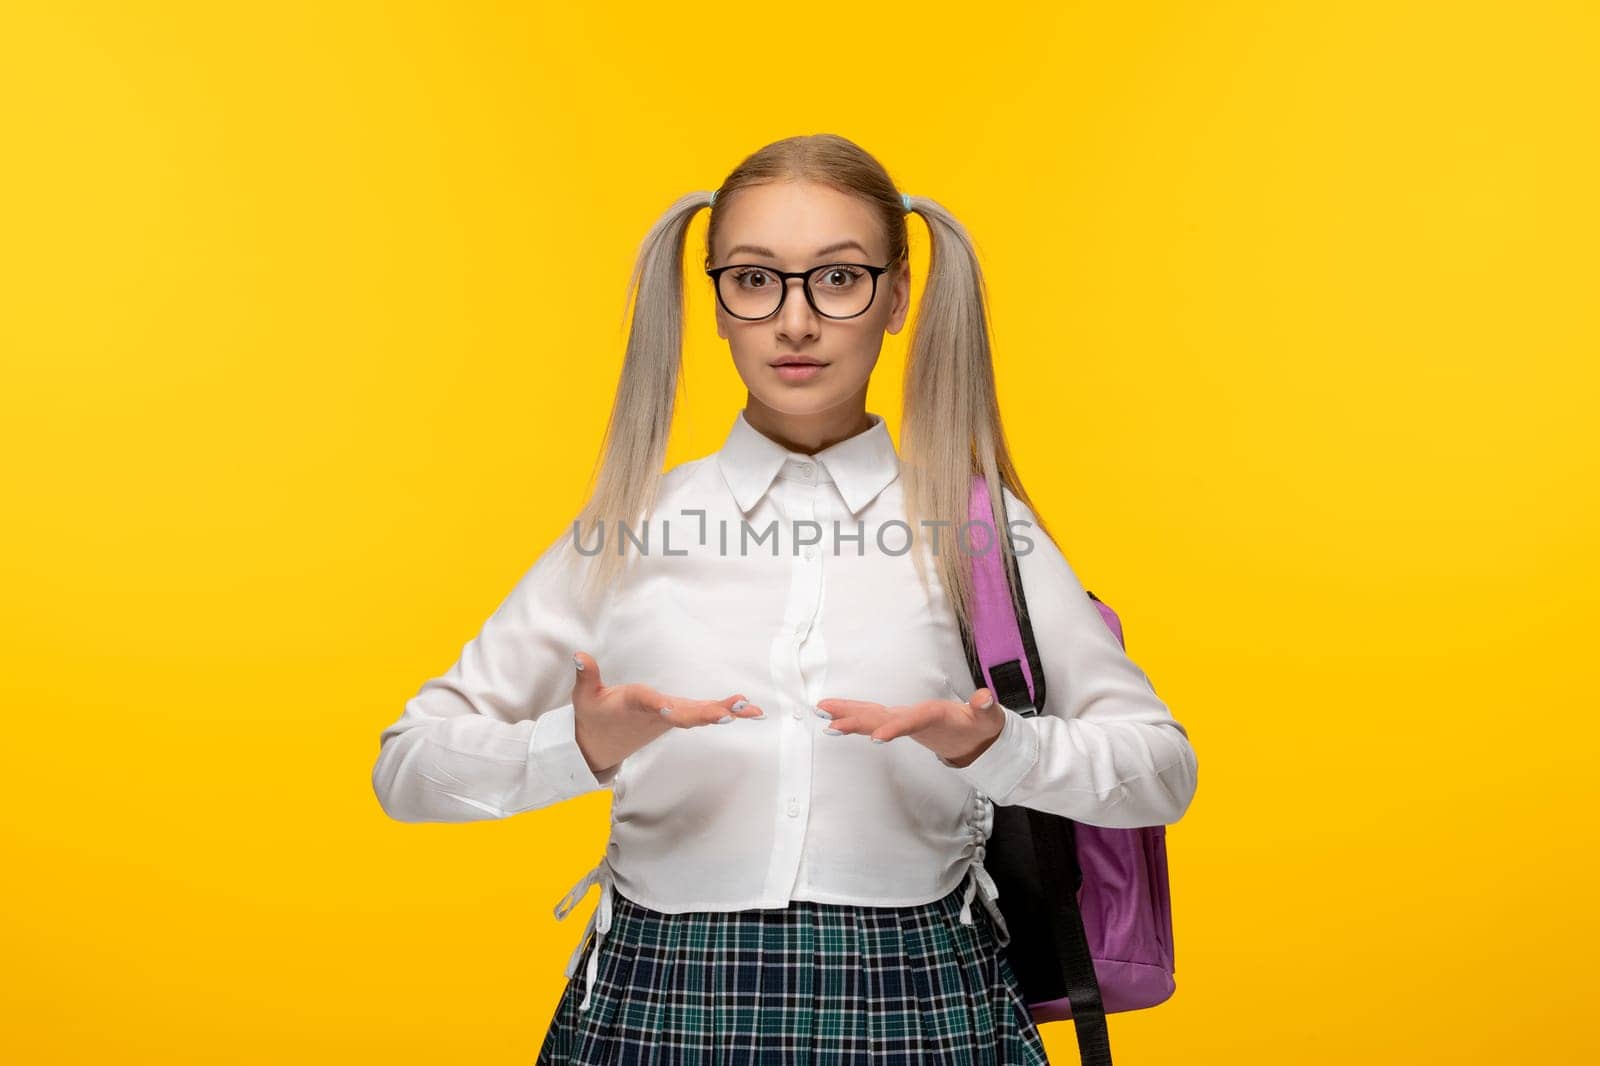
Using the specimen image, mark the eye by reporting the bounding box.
[813,265,865,290]
[731,268,773,289]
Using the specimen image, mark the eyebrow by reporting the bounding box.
[723,239,872,261]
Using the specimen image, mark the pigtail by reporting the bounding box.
[573,190,713,609]
[898,195,1055,637]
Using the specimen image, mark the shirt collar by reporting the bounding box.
[715,408,900,516]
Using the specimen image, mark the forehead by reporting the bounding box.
[713,181,885,264]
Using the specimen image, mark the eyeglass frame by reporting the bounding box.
[704,254,906,321]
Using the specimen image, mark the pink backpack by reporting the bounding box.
[962,474,1177,1066]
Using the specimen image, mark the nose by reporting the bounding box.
[774,275,821,343]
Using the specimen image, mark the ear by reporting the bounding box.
[886,263,911,335]
[714,304,727,341]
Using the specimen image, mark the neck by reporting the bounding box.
[742,396,873,455]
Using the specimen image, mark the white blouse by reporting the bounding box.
[371,409,1198,1011]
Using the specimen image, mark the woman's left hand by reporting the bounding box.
[816,688,1004,767]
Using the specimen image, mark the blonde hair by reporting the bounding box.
[572,132,1056,645]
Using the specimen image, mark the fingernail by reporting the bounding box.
[573,653,584,672]
[718,715,734,724]
[659,706,672,718]
[748,711,765,719]
[825,728,843,736]
[731,699,748,711]
[979,695,995,709]
[814,707,832,719]
[871,737,886,744]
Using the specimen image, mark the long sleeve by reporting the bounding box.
[372,525,617,824]
[944,491,1199,828]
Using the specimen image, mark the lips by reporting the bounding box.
[771,361,827,382]
[770,359,827,367]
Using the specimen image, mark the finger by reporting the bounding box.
[819,710,883,736]
[665,694,766,728]
[870,702,942,744]
[572,650,602,692]
[816,698,883,718]
[713,693,765,722]
[722,694,766,720]
[572,651,609,713]
[826,700,909,738]
[623,682,677,720]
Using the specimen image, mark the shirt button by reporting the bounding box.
[791,706,803,720]
[799,463,813,478]
[786,799,800,817]
[794,622,806,636]
[803,547,816,561]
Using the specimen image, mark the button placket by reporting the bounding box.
[787,473,823,829]
[761,473,823,899]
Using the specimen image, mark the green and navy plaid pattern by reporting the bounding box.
[536,873,1049,1064]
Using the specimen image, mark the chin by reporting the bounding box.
[748,390,826,413]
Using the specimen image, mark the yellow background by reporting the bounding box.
[3,2,1596,1062]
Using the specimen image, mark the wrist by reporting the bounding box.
[573,716,613,776]
[942,715,1005,769]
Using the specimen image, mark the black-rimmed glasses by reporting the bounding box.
[705,260,898,321]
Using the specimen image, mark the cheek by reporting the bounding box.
[830,332,884,374]
[726,337,765,372]
[718,320,755,354]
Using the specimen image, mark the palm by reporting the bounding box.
[815,687,1001,765]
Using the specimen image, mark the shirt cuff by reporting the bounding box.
[941,705,1038,802]
[529,703,614,798]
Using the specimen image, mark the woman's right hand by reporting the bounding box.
[569,650,765,776]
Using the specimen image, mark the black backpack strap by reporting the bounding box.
[1030,809,1113,1065]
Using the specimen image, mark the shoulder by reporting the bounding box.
[996,484,1044,542]
[998,483,1033,522]
[994,485,1060,571]
[656,455,717,505]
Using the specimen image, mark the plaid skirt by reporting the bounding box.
[535,870,1049,1065]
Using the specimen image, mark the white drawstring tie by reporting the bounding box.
[553,856,614,1012]
[957,795,1009,946]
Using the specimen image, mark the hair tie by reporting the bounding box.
[709,189,717,207]
[901,192,913,213]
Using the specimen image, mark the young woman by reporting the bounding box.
[372,133,1199,1064]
